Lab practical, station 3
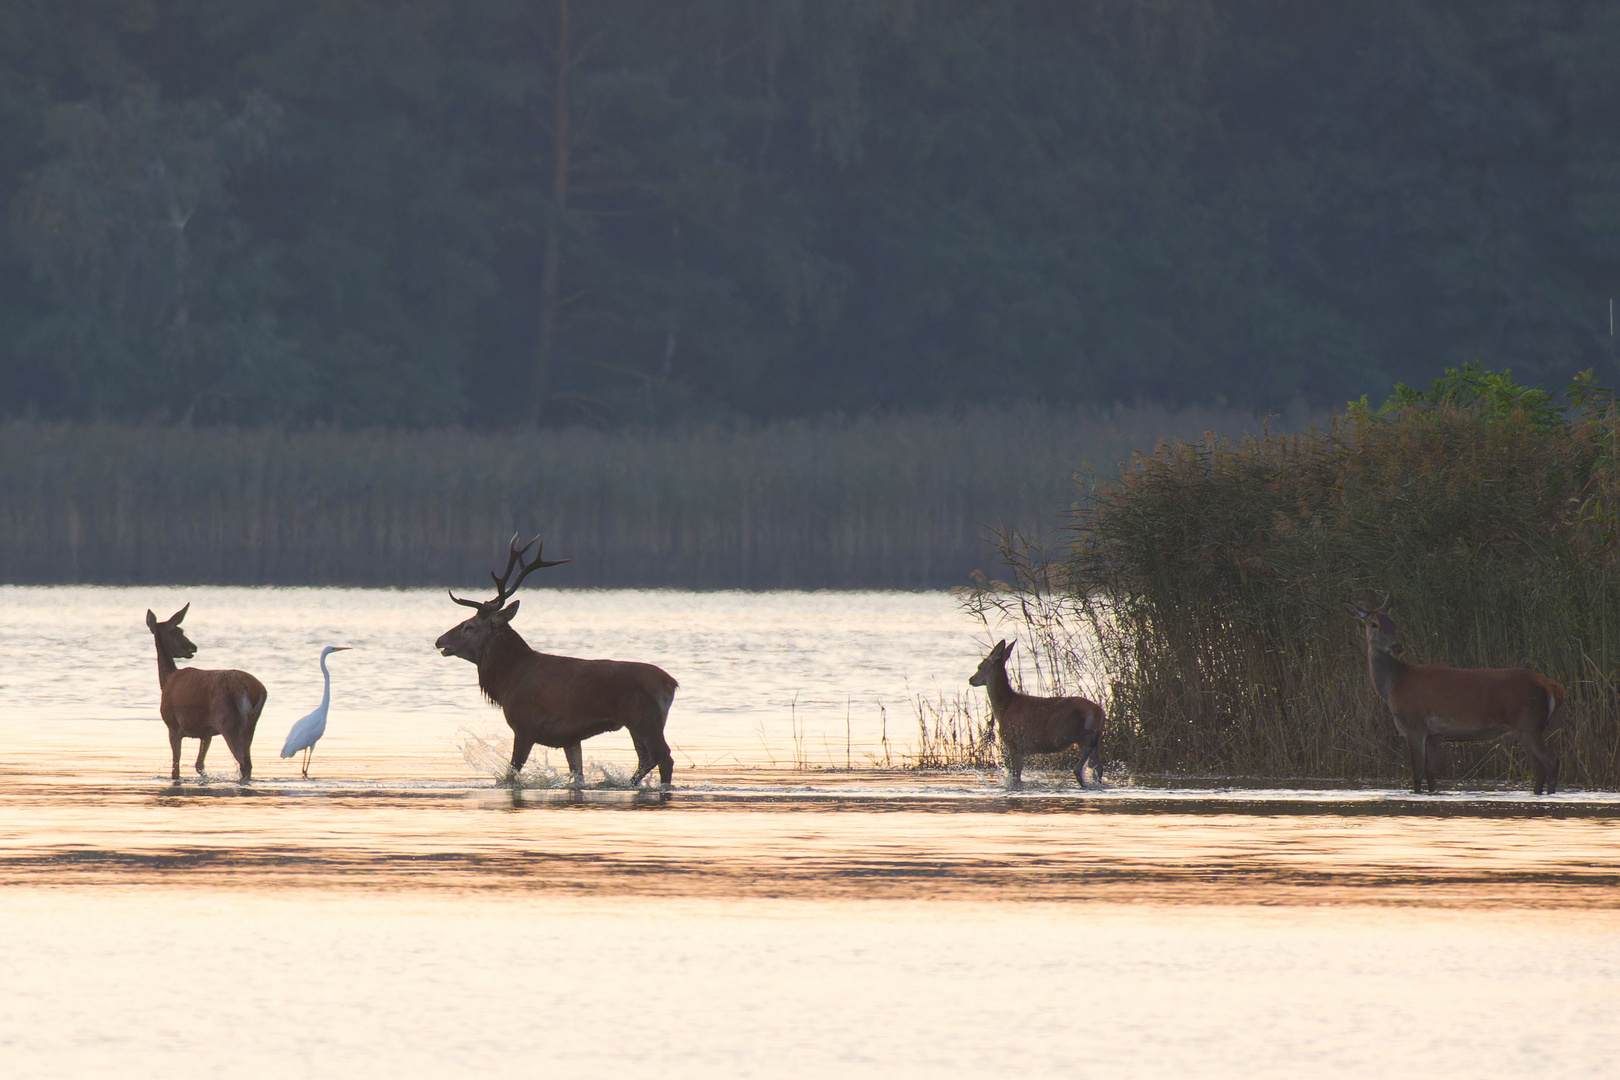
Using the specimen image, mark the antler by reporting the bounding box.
[448,533,569,613]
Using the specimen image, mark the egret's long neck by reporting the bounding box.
[318,654,333,711]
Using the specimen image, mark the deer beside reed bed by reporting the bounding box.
[145,603,266,781]
[1349,597,1565,795]
[435,535,678,786]
[969,639,1105,788]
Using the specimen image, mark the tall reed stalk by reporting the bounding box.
[971,369,1620,787]
[0,404,1271,588]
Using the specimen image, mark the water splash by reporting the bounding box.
[152,770,248,785]
[456,729,646,789]
[458,729,514,779]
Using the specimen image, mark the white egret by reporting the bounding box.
[280,646,351,778]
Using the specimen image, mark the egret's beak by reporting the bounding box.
[332,646,353,651]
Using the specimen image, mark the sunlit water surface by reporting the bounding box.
[2,586,1618,1077]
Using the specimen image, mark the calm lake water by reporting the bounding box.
[2,586,1618,1077]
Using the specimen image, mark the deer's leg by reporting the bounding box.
[564,743,584,787]
[1521,731,1559,796]
[645,728,674,787]
[1403,733,1425,794]
[509,735,536,781]
[1004,749,1025,790]
[1075,735,1100,787]
[1419,734,1440,793]
[221,728,252,783]
[194,735,211,775]
[628,725,673,786]
[168,726,184,782]
[1523,737,1546,795]
[628,729,652,786]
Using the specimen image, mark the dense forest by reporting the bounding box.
[1,1,1618,428]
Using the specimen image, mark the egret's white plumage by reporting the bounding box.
[281,646,350,777]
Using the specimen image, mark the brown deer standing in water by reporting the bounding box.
[1348,596,1564,795]
[435,535,678,787]
[145,604,267,782]
[969,639,1105,788]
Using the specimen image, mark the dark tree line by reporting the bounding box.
[1,1,1617,428]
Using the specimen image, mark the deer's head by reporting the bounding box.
[1347,594,1401,654]
[969,639,1015,686]
[146,603,197,660]
[435,534,567,664]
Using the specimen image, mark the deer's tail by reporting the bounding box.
[238,683,268,729]
[647,671,678,722]
[1545,679,1568,734]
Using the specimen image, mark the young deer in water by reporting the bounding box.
[1349,596,1564,795]
[969,639,1105,788]
[145,604,267,781]
[435,535,679,787]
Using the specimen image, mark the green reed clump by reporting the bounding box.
[0,403,1273,588]
[971,366,1620,787]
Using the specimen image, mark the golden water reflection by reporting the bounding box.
[5,769,1618,907]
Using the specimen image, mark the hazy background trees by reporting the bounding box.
[2,0,1617,429]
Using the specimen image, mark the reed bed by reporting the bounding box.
[911,691,998,770]
[0,404,1271,588]
[758,693,999,772]
[971,369,1620,787]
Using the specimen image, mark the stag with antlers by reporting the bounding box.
[435,535,679,786]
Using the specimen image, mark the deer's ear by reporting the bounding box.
[146,609,158,629]
[1005,638,1018,656]
[1346,604,1365,619]
[169,602,189,625]
[495,600,519,623]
